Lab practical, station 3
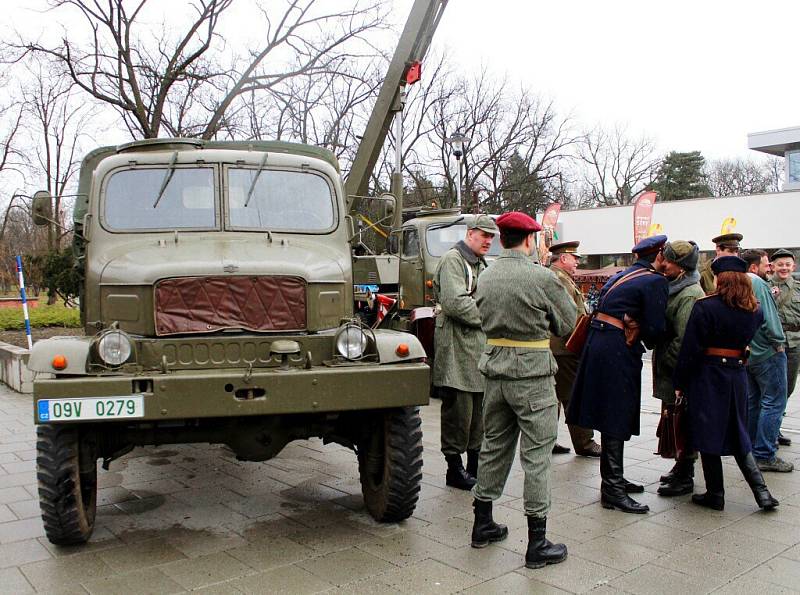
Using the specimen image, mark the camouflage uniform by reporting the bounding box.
[770,274,800,399]
[433,241,487,457]
[549,265,595,450]
[472,250,576,517]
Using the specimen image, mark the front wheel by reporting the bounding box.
[36,424,98,545]
[358,407,424,522]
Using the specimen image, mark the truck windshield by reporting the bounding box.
[104,167,217,230]
[227,168,335,232]
[425,224,502,257]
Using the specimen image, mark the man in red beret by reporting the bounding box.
[470,211,577,570]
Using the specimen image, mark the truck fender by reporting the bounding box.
[28,337,92,375]
[372,329,426,364]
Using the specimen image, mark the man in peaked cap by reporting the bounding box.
[567,234,669,514]
[548,241,601,457]
[699,233,743,295]
[433,214,499,490]
[470,211,576,569]
[652,240,705,496]
[769,248,799,447]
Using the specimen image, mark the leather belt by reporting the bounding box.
[704,348,745,358]
[594,312,624,330]
[487,338,550,349]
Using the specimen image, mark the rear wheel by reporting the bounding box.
[358,407,423,522]
[36,424,98,545]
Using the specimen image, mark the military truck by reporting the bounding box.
[28,138,429,545]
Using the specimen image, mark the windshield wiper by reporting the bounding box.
[152,151,179,209]
[243,152,269,207]
[427,216,465,232]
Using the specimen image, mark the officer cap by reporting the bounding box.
[770,248,795,262]
[632,234,667,256]
[549,241,581,258]
[496,212,542,233]
[467,214,499,235]
[711,233,743,249]
[663,240,699,271]
[711,255,748,275]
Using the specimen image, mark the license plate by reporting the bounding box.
[38,396,145,422]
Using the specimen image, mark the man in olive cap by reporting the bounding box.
[700,233,742,295]
[433,214,499,489]
[769,248,800,447]
[548,241,601,457]
[653,240,705,496]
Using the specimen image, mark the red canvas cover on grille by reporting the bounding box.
[155,276,306,335]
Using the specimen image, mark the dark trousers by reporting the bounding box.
[554,354,594,450]
[440,388,484,456]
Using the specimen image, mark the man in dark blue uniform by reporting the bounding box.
[567,235,669,513]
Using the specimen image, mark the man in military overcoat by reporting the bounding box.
[567,235,669,514]
[433,214,499,489]
[548,241,600,457]
[699,233,742,295]
[769,248,800,447]
[652,240,705,496]
[469,211,576,569]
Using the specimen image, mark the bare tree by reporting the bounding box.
[12,0,388,139]
[706,157,783,196]
[577,125,660,206]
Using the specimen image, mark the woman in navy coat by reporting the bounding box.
[674,256,777,511]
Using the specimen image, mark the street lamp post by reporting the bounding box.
[445,131,469,208]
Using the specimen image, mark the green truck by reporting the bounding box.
[28,138,429,545]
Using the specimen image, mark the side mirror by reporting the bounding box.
[379,193,396,224]
[31,190,52,226]
[344,215,356,244]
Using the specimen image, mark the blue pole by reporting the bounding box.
[15,256,32,350]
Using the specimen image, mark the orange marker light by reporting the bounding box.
[426,279,433,288]
[396,343,410,357]
[52,355,68,370]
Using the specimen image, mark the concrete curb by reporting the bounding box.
[0,341,33,393]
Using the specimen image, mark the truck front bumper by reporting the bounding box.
[33,362,430,423]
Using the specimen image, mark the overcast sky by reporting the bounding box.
[393,0,798,161]
[6,0,797,162]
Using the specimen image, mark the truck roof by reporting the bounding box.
[73,138,340,223]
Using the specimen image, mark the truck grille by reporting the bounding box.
[155,276,306,336]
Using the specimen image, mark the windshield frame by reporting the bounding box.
[99,164,221,233]
[223,164,339,235]
[424,222,502,258]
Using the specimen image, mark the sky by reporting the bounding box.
[5,0,798,163]
[392,0,799,161]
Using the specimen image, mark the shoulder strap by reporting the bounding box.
[599,268,654,309]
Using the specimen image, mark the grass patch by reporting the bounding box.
[0,304,81,330]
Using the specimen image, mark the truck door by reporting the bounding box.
[399,227,424,310]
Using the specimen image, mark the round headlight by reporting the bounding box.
[335,325,368,360]
[97,331,133,366]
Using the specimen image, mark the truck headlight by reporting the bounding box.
[97,330,133,366]
[335,324,368,360]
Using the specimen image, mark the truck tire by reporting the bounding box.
[36,424,98,545]
[358,406,423,522]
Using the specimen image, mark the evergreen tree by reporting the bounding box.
[650,151,711,201]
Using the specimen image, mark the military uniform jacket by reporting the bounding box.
[549,265,585,356]
[475,250,576,380]
[699,259,716,295]
[432,241,487,392]
[770,275,800,349]
[653,277,705,402]
[566,261,668,440]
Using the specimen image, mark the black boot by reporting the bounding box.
[735,452,779,510]
[658,458,695,497]
[623,479,644,493]
[470,499,508,548]
[692,453,725,510]
[525,516,567,569]
[466,449,479,478]
[445,455,476,490]
[600,436,649,513]
[660,458,688,483]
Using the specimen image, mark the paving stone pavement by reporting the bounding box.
[0,363,799,594]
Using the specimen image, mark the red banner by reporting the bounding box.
[538,203,562,258]
[632,191,656,246]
